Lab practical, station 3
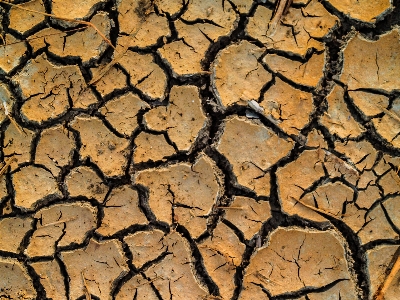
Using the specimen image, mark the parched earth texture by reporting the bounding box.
[0,0,400,299]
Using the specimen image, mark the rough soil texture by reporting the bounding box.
[0,0,399,299]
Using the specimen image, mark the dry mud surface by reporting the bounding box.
[0,0,400,299]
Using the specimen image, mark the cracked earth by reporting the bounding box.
[0,0,399,299]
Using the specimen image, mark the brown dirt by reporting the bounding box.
[0,0,399,299]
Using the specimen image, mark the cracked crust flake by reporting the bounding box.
[61,238,129,299]
[134,154,222,238]
[241,227,355,297]
[70,115,130,177]
[199,222,245,299]
[327,0,392,23]
[247,0,338,57]
[100,92,149,136]
[97,185,148,236]
[35,125,75,176]
[12,165,62,210]
[212,41,272,107]
[217,116,293,195]
[26,201,97,257]
[0,257,37,299]
[65,166,108,202]
[144,85,207,151]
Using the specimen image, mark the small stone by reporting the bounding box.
[212,41,272,107]
[12,166,61,210]
[35,125,75,176]
[144,85,207,151]
[124,230,167,268]
[223,196,271,240]
[70,116,130,177]
[0,217,33,253]
[100,92,149,136]
[61,238,129,300]
[65,166,108,202]
[133,132,175,163]
[0,257,36,299]
[30,260,67,300]
[97,185,147,236]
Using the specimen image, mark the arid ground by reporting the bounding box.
[0,0,400,299]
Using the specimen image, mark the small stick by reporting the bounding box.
[88,23,147,85]
[290,196,343,220]
[374,103,400,123]
[0,0,115,51]
[267,0,293,36]
[0,157,17,177]
[81,271,92,300]
[7,116,25,135]
[39,217,78,227]
[375,249,400,300]
[216,206,244,209]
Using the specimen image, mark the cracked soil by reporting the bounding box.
[0,0,400,299]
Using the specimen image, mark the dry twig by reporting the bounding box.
[267,0,293,36]
[0,157,17,178]
[375,249,400,300]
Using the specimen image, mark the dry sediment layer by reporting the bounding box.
[0,0,399,299]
